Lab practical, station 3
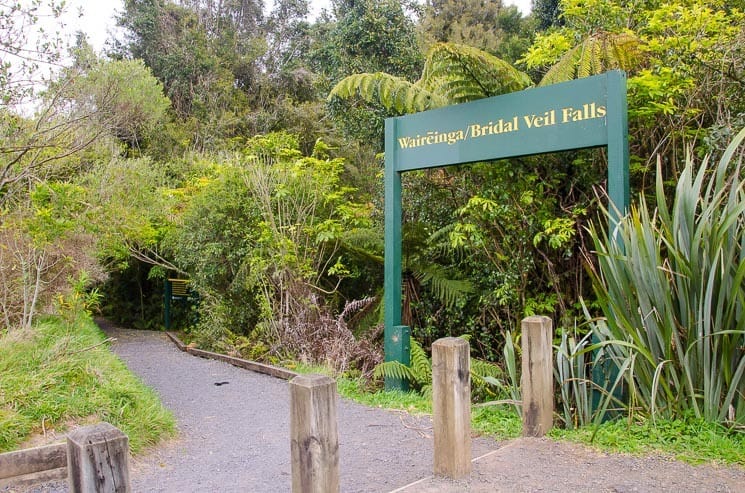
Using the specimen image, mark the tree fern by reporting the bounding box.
[329,42,533,114]
[329,72,445,114]
[420,43,533,103]
[539,32,642,86]
[415,263,474,309]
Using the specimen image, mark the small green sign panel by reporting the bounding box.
[383,71,629,390]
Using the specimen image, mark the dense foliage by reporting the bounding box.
[1,0,744,434]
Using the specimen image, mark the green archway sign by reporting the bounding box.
[384,70,629,390]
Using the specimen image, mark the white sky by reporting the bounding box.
[63,0,533,53]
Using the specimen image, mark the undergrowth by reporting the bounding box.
[0,314,175,453]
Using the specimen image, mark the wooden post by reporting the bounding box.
[290,374,339,493]
[67,423,131,493]
[432,337,471,479]
[521,316,554,437]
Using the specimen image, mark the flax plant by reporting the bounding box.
[587,128,745,424]
[556,329,594,428]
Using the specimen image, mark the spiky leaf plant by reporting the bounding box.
[588,128,745,424]
[555,329,594,428]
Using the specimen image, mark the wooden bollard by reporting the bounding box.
[290,374,339,493]
[521,316,553,437]
[432,337,471,479]
[67,422,131,493]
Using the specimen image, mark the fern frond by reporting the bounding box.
[372,338,432,388]
[410,338,432,385]
[577,40,593,79]
[329,72,445,113]
[539,32,643,86]
[470,358,503,379]
[590,38,608,74]
[415,264,474,308]
[373,360,417,382]
[420,43,533,103]
[339,297,376,323]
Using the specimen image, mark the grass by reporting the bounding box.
[0,314,176,454]
[337,376,432,415]
[551,416,745,465]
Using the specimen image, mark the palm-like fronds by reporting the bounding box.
[329,72,445,113]
[414,263,474,309]
[374,337,431,387]
[420,43,533,103]
[540,32,642,86]
[329,42,533,114]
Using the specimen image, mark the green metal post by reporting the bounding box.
[384,118,409,391]
[164,279,172,330]
[606,70,630,234]
[593,70,629,417]
[385,325,411,390]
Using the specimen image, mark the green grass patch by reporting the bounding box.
[551,416,745,466]
[288,362,335,376]
[472,406,522,439]
[0,315,175,454]
[337,377,432,414]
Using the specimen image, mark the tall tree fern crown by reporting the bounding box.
[329,42,533,115]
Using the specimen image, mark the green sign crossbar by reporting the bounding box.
[383,70,629,390]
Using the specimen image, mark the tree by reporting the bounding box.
[0,2,107,207]
[0,3,130,332]
[533,0,563,30]
[170,165,263,337]
[173,133,378,367]
[0,179,102,332]
[85,156,185,275]
[60,58,171,149]
[521,0,745,171]
[418,0,534,63]
[309,0,423,86]
[0,1,67,109]
[115,0,252,144]
[263,0,311,79]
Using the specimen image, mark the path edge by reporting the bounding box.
[165,331,299,381]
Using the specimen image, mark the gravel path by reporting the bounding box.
[11,322,744,492]
[100,324,500,492]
